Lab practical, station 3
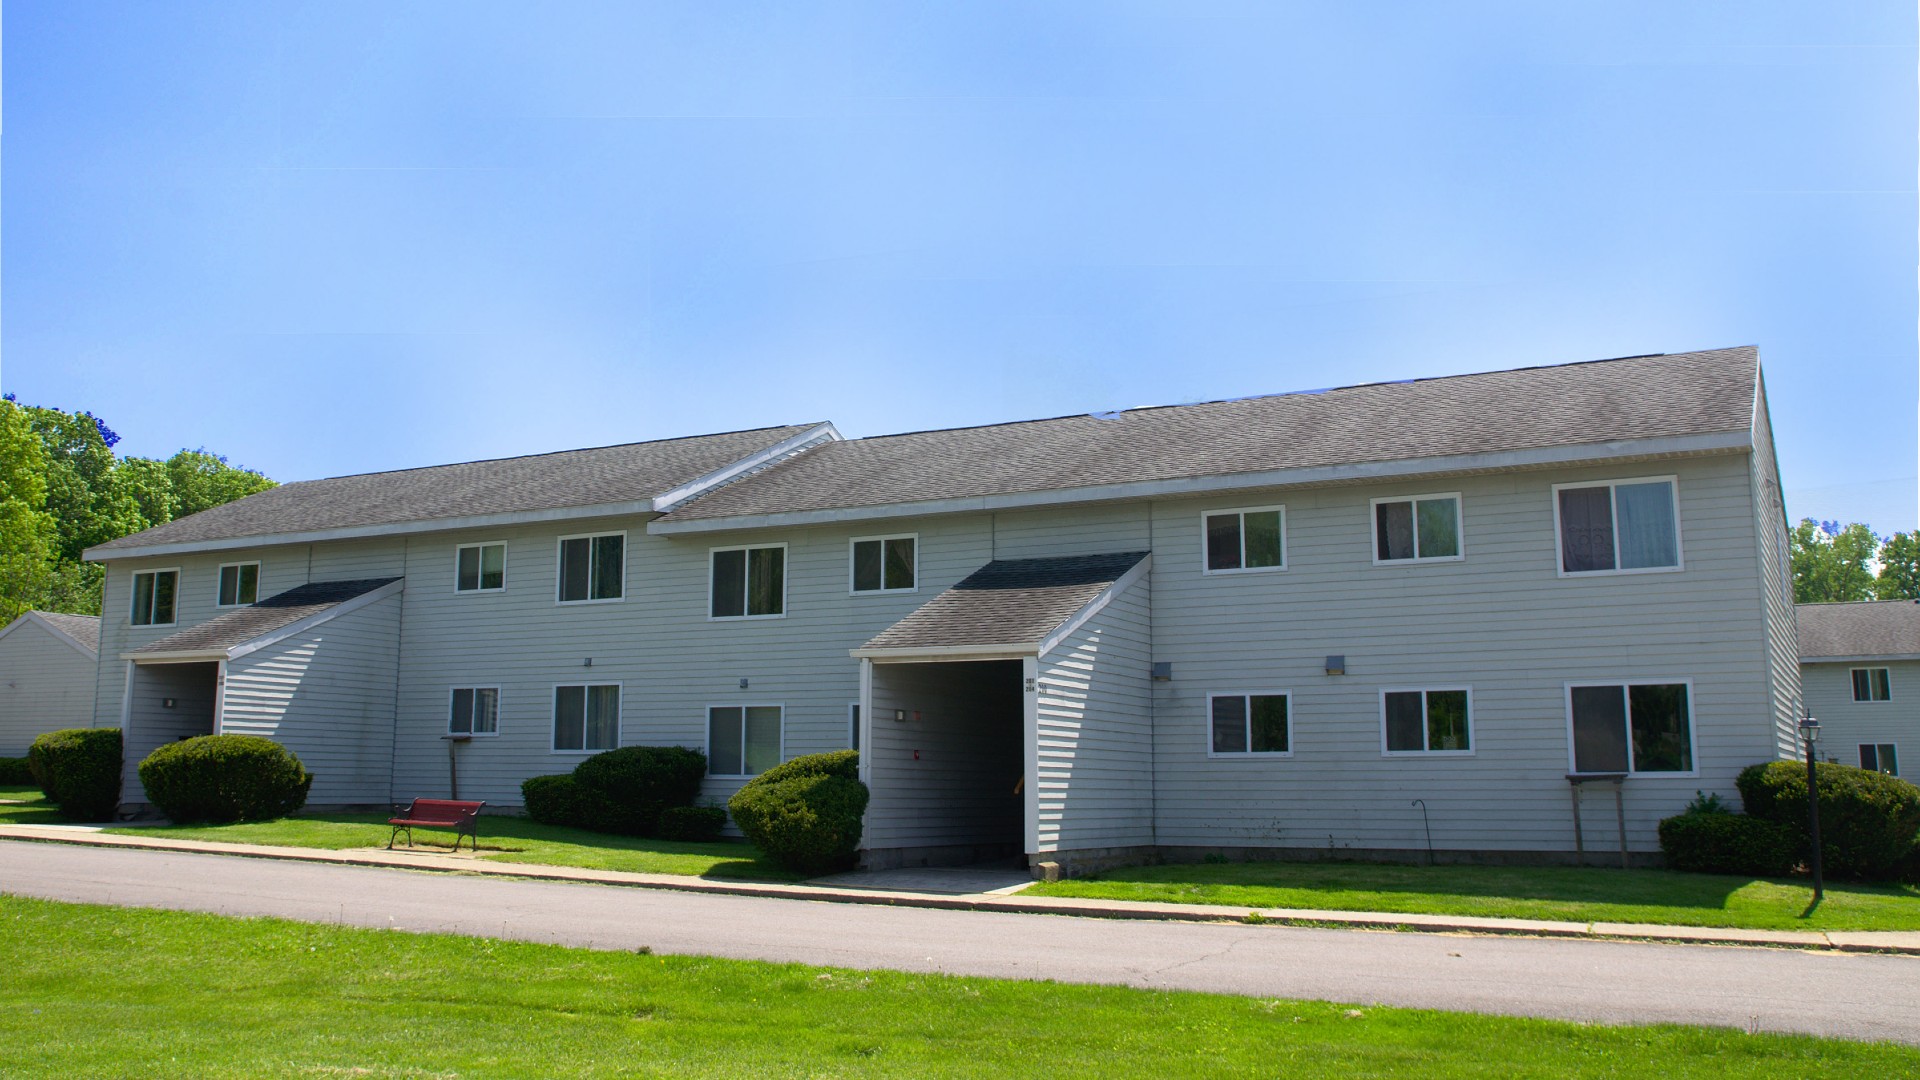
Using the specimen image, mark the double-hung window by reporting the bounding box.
[851,535,916,593]
[131,569,179,626]
[1852,668,1892,702]
[1373,495,1461,563]
[1860,743,1900,776]
[449,687,500,736]
[1208,692,1291,755]
[216,562,259,607]
[553,684,619,751]
[456,542,506,593]
[1568,681,1694,774]
[1382,689,1471,753]
[712,544,785,618]
[708,705,783,776]
[1202,507,1285,573]
[558,533,623,603]
[1555,478,1680,574]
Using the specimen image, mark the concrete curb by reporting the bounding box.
[4,824,1917,955]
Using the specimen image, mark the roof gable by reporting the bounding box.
[125,579,402,660]
[857,552,1149,656]
[1796,600,1920,660]
[0,611,101,659]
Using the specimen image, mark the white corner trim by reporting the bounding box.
[652,422,842,512]
[0,612,99,661]
[649,429,1755,535]
[124,579,405,663]
[1036,555,1151,659]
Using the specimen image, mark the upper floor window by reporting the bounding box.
[1383,688,1471,753]
[216,562,260,607]
[1568,681,1693,775]
[851,535,916,593]
[131,569,179,626]
[554,684,619,751]
[1373,495,1461,563]
[1852,667,1892,702]
[1208,692,1291,756]
[1860,743,1900,776]
[712,544,785,618]
[1555,478,1680,575]
[449,687,500,736]
[558,533,623,603]
[457,542,506,593]
[1203,507,1285,574]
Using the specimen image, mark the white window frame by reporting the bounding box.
[448,685,502,737]
[709,542,789,620]
[1368,493,1466,565]
[129,567,182,627]
[1851,667,1893,702]
[1199,505,1288,576]
[704,702,787,778]
[454,541,508,595]
[1860,742,1900,776]
[554,531,626,605]
[1550,475,1685,578]
[214,561,261,607]
[1378,686,1475,756]
[551,682,622,753]
[1204,690,1294,758]
[1563,677,1698,778]
[848,533,919,595]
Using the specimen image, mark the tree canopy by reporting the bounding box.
[1790,518,1920,604]
[0,396,275,621]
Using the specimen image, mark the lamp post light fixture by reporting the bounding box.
[1799,714,1824,903]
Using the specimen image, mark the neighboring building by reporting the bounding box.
[0,611,101,756]
[1797,600,1920,778]
[82,346,1797,871]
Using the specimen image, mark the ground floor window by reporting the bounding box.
[449,687,499,735]
[554,684,619,751]
[1860,743,1900,776]
[1568,681,1693,774]
[1382,688,1471,753]
[1208,692,1290,755]
[709,705,782,776]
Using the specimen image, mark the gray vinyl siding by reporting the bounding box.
[864,659,1023,852]
[1751,378,1801,759]
[221,593,401,804]
[0,622,97,755]
[120,661,220,807]
[1802,660,1920,775]
[1034,577,1154,853]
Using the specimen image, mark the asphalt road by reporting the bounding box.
[5,840,1918,1045]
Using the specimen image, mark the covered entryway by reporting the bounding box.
[854,551,1154,873]
[119,660,221,811]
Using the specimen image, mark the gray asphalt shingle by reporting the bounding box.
[35,612,101,655]
[1796,600,1920,660]
[126,579,401,657]
[861,552,1149,652]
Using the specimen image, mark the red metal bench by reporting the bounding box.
[388,798,486,853]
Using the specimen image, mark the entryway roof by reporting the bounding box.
[123,578,402,662]
[854,552,1148,660]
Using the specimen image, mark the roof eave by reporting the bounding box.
[652,429,1755,536]
[850,643,1041,662]
[1800,654,1920,664]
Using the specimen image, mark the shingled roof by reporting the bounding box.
[1797,601,1920,661]
[126,579,401,658]
[88,424,823,555]
[34,612,101,656]
[858,552,1148,655]
[660,347,1758,525]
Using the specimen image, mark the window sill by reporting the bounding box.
[709,613,787,622]
[1206,751,1295,759]
[555,597,625,606]
[451,731,502,738]
[1200,565,1287,577]
[455,588,508,596]
[1382,750,1475,758]
[850,588,918,597]
[1371,556,1465,567]
[1557,564,1683,579]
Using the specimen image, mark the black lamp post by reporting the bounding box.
[1799,714,1823,903]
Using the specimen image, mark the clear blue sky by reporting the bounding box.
[5,2,1914,530]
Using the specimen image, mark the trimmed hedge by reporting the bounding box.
[656,805,728,842]
[27,728,122,821]
[521,745,708,836]
[1738,760,1920,881]
[137,735,312,824]
[1657,811,1797,877]
[0,756,32,785]
[521,774,614,829]
[728,750,868,875]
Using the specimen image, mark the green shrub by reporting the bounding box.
[656,804,728,842]
[137,735,312,824]
[0,756,32,785]
[27,728,123,821]
[1657,812,1797,876]
[571,745,708,835]
[728,750,869,875]
[521,774,613,828]
[1738,760,1920,881]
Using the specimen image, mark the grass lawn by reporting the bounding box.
[0,788,796,881]
[1028,860,1920,932]
[2,896,1911,1078]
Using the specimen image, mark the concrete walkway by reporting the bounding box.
[2,821,1917,954]
[7,838,1920,1045]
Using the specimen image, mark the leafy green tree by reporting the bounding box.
[0,401,59,622]
[20,403,145,564]
[1790,518,1879,604]
[1876,532,1920,600]
[158,449,276,519]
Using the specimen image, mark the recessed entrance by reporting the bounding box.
[121,660,220,813]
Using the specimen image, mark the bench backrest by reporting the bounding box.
[400,799,485,823]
